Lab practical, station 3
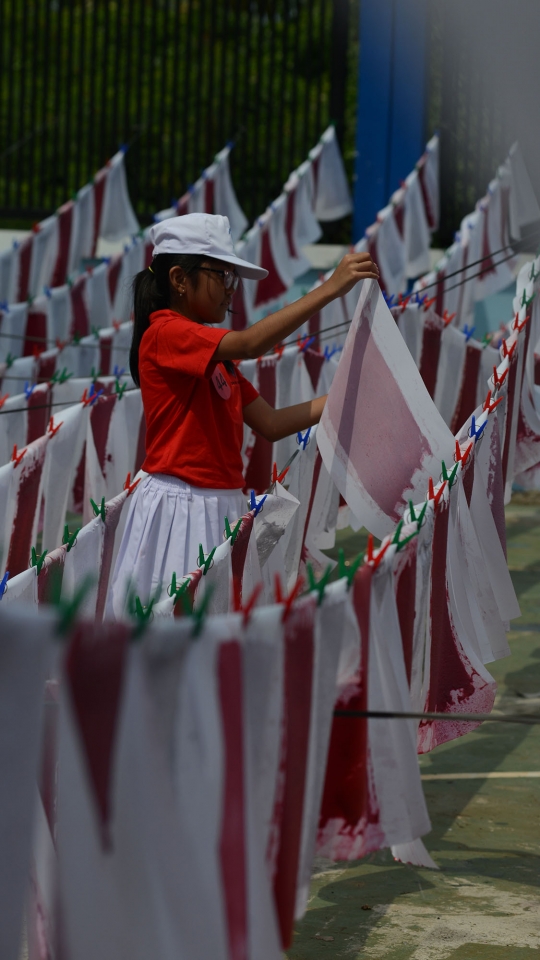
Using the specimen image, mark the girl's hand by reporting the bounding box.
[324,252,379,298]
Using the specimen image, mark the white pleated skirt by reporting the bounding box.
[109,473,246,619]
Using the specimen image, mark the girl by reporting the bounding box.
[110,213,378,612]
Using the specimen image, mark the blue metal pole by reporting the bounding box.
[353,0,428,241]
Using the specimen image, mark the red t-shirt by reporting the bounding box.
[139,309,259,488]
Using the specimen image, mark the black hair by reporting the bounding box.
[130,253,204,385]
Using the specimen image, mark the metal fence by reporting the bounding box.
[0,0,357,229]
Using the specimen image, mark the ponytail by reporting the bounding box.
[130,253,204,385]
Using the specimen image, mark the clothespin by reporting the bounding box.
[514,312,529,334]
[11,444,26,467]
[296,427,311,450]
[529,263,540,282]
[481,333,493,349]
[0,569,9,599]
[81,383,104,406]
[55,338,67,352]
[483,389,503,414]
[224,516,242,544]
[365,533,391,569]
[91,327,100,341]
[90,366,102,381]
[501,338,516,360]
[128,594,156,636]
[233,580,263,626]
[112,319,122,332]
[463,324,475,342]
[392,520,404,546]
[47,416,62,437]
[423,296,437,311]
[337,547,364,585]
[521,288,535,308]
[5,353,14,368]
[0,393,9,409]
[299,335,315,353]
[271,462,290,485]
[492,365,508,390]
[274,572,304,620]
[90,496,106,521]
[123,472,141,496]
[428,477,447,506]
[306,562,333,605]
[441,459,459,488]
[24,382,36,399]
[0,300,9,311]
[273,343,285,359]
[115,378,127,399]
[455,439,473,465]
[190,585,215,638]
[249,490,267,516]
[55,574,96,635]
[31,546,48,574]
[72,330,81,342]
[197,543,217,575]
[442,309,456,326]
[113,365,125,378]
[468,414,487,443]
[383,293,396,308]
[62,524,80,552]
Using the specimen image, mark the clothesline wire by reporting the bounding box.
[334,709,540,726]
[0,328,131,351]
[0,372,131,383]
[0,387,138,415]
[302,250,520,350]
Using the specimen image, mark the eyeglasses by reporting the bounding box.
[199,267,239,292]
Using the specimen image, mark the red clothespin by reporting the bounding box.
[11,444,26,467]
[112,319,122,332]
[514,312,529,334]
[428,477,447,506]
[32,222,41,234]
[55,338,67,351]
[455,439,473,466]
[47,416,62,437]
[0,393,9,409]
[423,296,437,312]
[274,573,304,621]
[443,310,456,326]
[233,581,263,627]
[365,533,390,569]
[493,365,508,390]
[501,338,516,359]
[274,343,285,359]
[271,462,290,485]
[483,389,503,414]
[124,472,141,496]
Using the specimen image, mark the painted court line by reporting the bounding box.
[421,771,540,780]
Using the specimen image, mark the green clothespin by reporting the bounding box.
[90,496,106,521]
[392,520,404,545]
[62,524,80,552]
[191,584,215,637]
[5,353,14,369]
[441,460,459,488]
[115,378,127,399]
[91,326,100,340]
[481,333,493,349]
[197,543,217,575]
[415,501,428,527]
[529,263,539,282]
[224,516,242,545]
[306,562,333,605]
[337,548,364,587]
[521,288,535,308]
[54,574,96,635]
[90,366,102,381]
[395,528,419,552]
[31,546,48,574]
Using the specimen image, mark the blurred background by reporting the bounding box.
[0,0,539,246]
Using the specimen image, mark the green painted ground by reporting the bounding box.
[287,501,540,959]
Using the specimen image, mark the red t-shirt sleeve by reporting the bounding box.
[154,317,229,378]
[238,368,259,407]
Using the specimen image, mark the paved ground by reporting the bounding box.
[286,499,540,960]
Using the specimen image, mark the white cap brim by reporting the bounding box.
[205,252,268,281]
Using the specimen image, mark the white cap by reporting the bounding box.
[149,213,268,280]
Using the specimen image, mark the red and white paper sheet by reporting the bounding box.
[317,280,454,537]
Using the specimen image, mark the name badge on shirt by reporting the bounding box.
[211,366,231,400]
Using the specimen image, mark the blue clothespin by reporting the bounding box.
[300,335,315,353]
[469,414,487,443]
[249,490,267,517]
[463,324,475,342]
[297,427,311,450]
[382,292,395,307]
[324,344,338,361]
[44,286,52,299]
[24,382,36,399]
[0,301,8,312]
[87,383,104,405]
[0,570,9,600]
[113,365,125,379]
